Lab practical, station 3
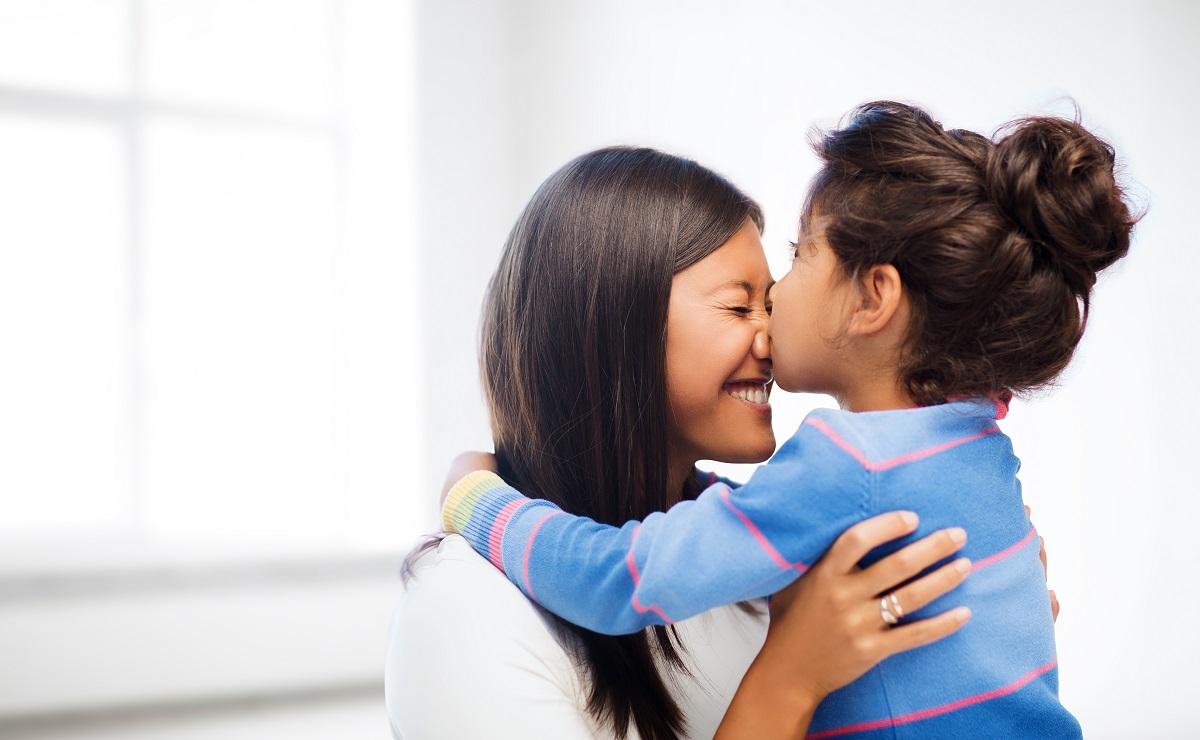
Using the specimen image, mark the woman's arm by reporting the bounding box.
[716,512,972,739]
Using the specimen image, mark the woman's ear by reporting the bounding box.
[847,264,904,337]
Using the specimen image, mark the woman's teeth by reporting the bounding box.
[727,385,769,404]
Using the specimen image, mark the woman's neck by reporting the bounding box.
[665,447,698,506]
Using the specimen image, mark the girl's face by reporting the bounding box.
[664,219,776,468]
[767,224,855,395]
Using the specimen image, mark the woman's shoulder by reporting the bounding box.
[393,535,570,648]
[385,535,602,739]
[386,535,770,740]
[388,533,581,669]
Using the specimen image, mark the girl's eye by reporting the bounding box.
[728,306,752,315]
[765,303,773,316]
[787,241,799,260]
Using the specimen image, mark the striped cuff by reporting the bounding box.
[442,471,535,574]
[442,470,510,532]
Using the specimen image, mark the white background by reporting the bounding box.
[1,1,1196,738]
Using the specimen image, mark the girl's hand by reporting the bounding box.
[716,512,971,740]
[440,451,499,508]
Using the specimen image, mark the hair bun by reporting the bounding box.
[985,117,1135,297]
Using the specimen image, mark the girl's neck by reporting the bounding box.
[833,372,915,413]
[829,272,915,413]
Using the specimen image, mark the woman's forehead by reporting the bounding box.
[675,224,771,292]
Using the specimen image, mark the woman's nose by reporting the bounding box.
[752,317,771,360]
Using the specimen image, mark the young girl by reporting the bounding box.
[441,102,1136,737]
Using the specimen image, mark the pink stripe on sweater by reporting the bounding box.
[487,500,525,572]
[972,526,1038,572]
[625,524,675,623]
[806,659,1058,738]
[521,512,559,604]
[631,594,675,623]
[804,418,999,472]
[720,487,808,573]
[625,525,643,585]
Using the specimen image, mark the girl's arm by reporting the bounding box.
[716,512,973,739]
[442,421,872,634]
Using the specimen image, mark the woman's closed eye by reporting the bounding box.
[719,303,769,317]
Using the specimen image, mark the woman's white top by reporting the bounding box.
[385,535,769,740]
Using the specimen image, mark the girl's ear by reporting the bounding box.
[847,264,904,337]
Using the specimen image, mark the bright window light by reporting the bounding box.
[0,0,130,96]
[143,0,334,118]
[140,117,340,544]
[0,116,128,534]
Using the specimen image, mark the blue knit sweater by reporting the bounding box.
[441,399,1081,738]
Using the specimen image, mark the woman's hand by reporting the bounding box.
[440,451,499,508]
[767,512,971,700]
[1027,505,1060,622]
[716,512,971,740]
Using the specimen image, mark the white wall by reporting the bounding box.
[417,1,1200,737]
[0,0,418,728]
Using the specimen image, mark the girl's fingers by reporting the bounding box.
[858,526,968,597]
[884,557,971,617]
[823,511,921,574]
[881,606,972,654]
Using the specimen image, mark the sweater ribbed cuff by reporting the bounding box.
[442,470,510,533]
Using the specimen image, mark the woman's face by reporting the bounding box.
[665,219,775,468]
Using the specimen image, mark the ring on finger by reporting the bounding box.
[880,592,904,626]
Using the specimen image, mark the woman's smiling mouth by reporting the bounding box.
[723,380,772,410]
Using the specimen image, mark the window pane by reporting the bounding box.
[143,0,334,118]
[0,0,130,96]
[0,116,129,533]
[141,116,340,544]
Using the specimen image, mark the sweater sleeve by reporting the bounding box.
[440,419,873,635]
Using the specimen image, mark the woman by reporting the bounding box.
[386,147,976,739]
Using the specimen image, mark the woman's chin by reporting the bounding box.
[712,438,776,465]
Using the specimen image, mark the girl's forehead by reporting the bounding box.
[799,210,833,237]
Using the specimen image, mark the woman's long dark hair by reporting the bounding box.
[436,147,760,739]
